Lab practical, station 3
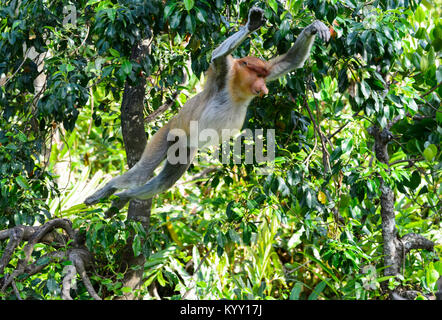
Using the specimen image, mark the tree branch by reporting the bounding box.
[145,90,180,124]
[400,233,434,254]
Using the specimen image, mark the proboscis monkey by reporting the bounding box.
[85,7,330,210]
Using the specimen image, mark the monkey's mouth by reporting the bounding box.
[255,90,268,97]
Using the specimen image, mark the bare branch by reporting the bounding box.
[327,111,361,140]
[145,90,180,124]
[62,264,77,300]
[11,280,22,300]
[389,157,423,167]
[300,94,331,174]
[71,251,101,300]
[401,233,434,254]
[421,82,441,98]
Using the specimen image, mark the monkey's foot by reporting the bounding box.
[84,186,117,206]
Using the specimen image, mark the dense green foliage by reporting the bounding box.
[0,0,441,300]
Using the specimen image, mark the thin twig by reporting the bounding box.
[327,111,361,140]
[1,48,30,87]
[87,86,94,135]
[300,93,331,174]
[145,90,180,123]
[71,251,101,300]
[11,280,22,300]
[182,248,212,299]
[389,157,423,167]
[421,82,441,98]
[72,25,90,56]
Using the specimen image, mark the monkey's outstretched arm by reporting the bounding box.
[211,7,265,81]
[211,7,265,62]
[114,147,197,201]
[266,20,330,82]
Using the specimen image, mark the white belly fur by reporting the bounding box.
[197,89,252,148]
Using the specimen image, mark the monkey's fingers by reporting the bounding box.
[84,186,117,206]
[311,20,330,42]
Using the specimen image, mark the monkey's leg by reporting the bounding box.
[84,125,170,206]
[115,147,197,201]
[84,184,118,206]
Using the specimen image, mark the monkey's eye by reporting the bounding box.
[241,61,248,66]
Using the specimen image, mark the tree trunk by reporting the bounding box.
[369,125,434,298]
[117,40,152,299]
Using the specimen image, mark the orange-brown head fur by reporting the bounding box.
[230,56,269,103]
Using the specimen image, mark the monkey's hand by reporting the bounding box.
[246,7,265,32]
[305,20,330,42]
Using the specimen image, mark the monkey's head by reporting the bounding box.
[232,56,269,100]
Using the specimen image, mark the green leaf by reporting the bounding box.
[216,231,226,247]
[289,283,303,300]
[341,138,354,154]
[36,256,50,266]
[246,199,258,210]
[185,14,196,33]
[269,0,278,13]
[420,56,429,72]
[164,2,177,19]
[415,27,427,39]
[169,11,182,29]
[16,175,29,189]
[414,6,425,23]
[132,235,141,256]
[426,265,439,286]
[217,245,224,257]
[121,286,132,293]
[12,20,22,30]
[338,67,349,93]
[306,190,312,208]
[242,222,252,245]
[308,281,326,300]
[109,48,120,58]
[157,271,166,286]
[226,200,237,221]
[106,8,116,22]
[46,278,59,293]
[423,144,437,161]
[407,171,421,189]
[183,0,194,11]
[195,8,207,23]
[228,229,241,244]
[121,60,132,75]
[360,80,370,99]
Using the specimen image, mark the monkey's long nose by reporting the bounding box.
[259,85,269,96]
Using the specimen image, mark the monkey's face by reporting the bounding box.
[235,58,269,97]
